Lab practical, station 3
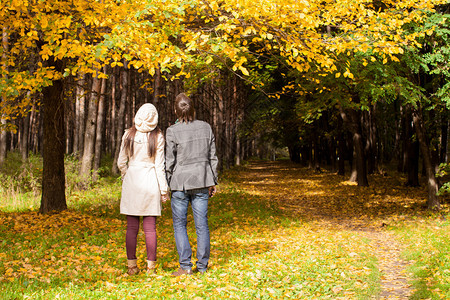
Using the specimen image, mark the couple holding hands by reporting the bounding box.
[117,93,218,277]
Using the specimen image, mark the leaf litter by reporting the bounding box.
[0,159,448,299]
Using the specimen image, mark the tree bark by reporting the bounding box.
[364,105,377,174]
[40,59,67,213]
[109,68,118,155]
[440,111,448,163]
[20,112,30,161]
[0,27,8,164]
[341,108,369,186]
[93,72,107,178]
[412,106,440,209]
[404,106,419,186]
[80,73,101,181]
[112,61,128,175]
[74,73,86,155]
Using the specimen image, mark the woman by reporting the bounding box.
[117,103,169,275]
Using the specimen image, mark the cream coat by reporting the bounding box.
[117,130,168,216]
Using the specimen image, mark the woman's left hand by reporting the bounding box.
[161,194,169,203]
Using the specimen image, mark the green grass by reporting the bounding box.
[10,156,450,299]
[396,217,450,299]
[0,184,378,299]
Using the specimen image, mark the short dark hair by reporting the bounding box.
[175,93,195,123]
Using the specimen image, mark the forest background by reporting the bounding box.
[2,0,450,213]
[1,0,450,299]
[0,0,449,211]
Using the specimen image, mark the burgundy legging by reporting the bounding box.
[126,215,157,261]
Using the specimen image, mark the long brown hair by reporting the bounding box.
[175,93,195,123]
[124,125,161,158]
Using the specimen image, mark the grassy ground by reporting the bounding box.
[0,157,449,299]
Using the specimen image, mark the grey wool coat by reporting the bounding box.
[165,120,218,191]
[118,131,169,216]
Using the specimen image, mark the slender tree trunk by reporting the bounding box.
[440,111,448,163]
[29,104,39,154]
[225,77,232,169]
[153,67,161,105]
[20,112,30,161]
[234,76,243,166]
[0,27,8,164]
[109,68,117,155]
[412,106,440,210]
[341,107,369,186]
[75,73,86,156]
[112,62,128,175]
[216,83,225,172]
[404,106,420,186]
[40,59,67,213]
[364,105,377,174]
[397,104,405,172]
[337,116,346,175]
[80,72,101,181]
[93,72,107,177]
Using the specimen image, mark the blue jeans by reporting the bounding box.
[171,189,210,272]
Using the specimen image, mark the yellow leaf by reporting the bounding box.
[239,66,249,76]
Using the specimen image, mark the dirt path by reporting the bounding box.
[230,160,419,299]
[365,230,413,299]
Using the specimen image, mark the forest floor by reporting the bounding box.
[1,159,449,299]
[224,160,438,299]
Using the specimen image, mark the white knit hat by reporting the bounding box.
[134,103,158,132]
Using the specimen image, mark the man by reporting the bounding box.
[165,93,219,276]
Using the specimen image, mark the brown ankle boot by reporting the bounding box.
[127,259,140,275]
[147,260,157,274]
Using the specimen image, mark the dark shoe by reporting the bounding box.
[193,267,207,274]
[171,267,193,277]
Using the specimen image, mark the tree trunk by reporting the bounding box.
[29,104,40,154]
[153,67,161,105]
[404,106,419,186]
[337,116,346,175]
[234,76,243,166]
[397,104,405,172]
[412,107,440,210]
[341,108,369,186]
[74,73,86,156]
[112,61,128,175]
[216,83,225,172]
[93,72,107,178]
[0,28,8,165]
[20,112,30,161]
[40,59,67,213]
[440,112,448,163]
[80,73,101,181]
[364,105,377,175]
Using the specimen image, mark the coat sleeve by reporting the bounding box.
[209,126,219,185]
[165,127,177,185]
[117,131,129,176]
[155,132,169,194]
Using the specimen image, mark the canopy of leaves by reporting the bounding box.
[1,0,447,120]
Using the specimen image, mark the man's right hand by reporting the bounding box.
[208,186,217,197]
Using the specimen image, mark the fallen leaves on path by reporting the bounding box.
[1,160,448,299]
